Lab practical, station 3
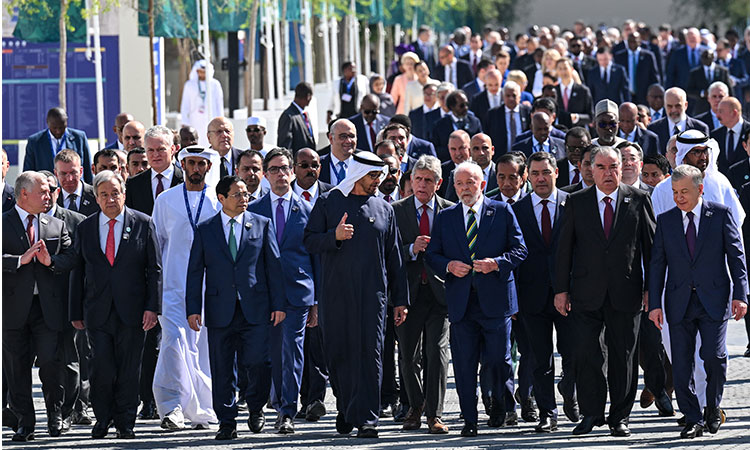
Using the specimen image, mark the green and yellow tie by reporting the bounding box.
[466,208,477,260]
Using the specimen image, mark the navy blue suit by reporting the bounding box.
[350,113,390,153]
[247,193,316,419]
[408,107,432,141]
[24,127,93,183]
[586,63,631,105]
[613,49,660,104]
[511,136,566,160]
[2,183,15,212]
[407,136,437,159]
[186,211,285,426]
[647,117,710,155]
[711,121,750,175]
[666,45,705,89]
[421,108,444,142]
[483,105,531,158]
[649,201,747,426]
[461,79,483,106]
[619,126,662,157]
[426,198,527,424]
[431,115,482,163]
[718,58,750,106]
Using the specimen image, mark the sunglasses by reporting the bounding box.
[246,127,264,133]
[597,121,618,129]
[387,167,399,175]
[295,162,320,170]
[362,109,380,115]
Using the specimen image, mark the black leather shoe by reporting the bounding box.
[335,412,354,434]
[680,423,703,438]
[557,381,580,423]
[504,411,519,426]
[515,389,538,422]
[116,428,136,439]
[744,347,750,358]
[535,416,558,432]
[572,416,605,435]
[356,425,378,438]
[393,405,408,423]
[487,414,504,428]
[138,400,158,420]
[306,400,326,422]
[248,411,265,433]
[71,409,93,425]
[61,415,72,433]
[295,407,307,420]
[48,419,63,437]
[705,408,723,434]
[460,422,478,437]
[12,426,35,442]
[654,391,675,417]
[3,407,18,431]
[91,420,111,439]
[278,416,295,434]
[677,415,687,427]
[609,421,631,437]
[215,426,238,440]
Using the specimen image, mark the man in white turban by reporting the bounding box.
[180,60,225,148]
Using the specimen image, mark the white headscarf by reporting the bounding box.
[674,129,719,174]
[333,151,388,196]
[177,146,221,189]
[188,60,215,83]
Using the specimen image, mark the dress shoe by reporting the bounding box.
[402,407,423,430]
[379,403,393,418]
[295,407,307,420]
[305,400,326,422]
[215,426,238,440]
[248,411,265,433]
[48,416,63,437]
[237,400,248,412]
[504,411,519,426]
[744,347,750,357]
[161,407,186,430]
[61,415,72,433]
[704,407,724,434]
[3,407,18,431]
[12,426,35,441]
[557,381,580,422]
[460,422,478,437]
[677,415,687,427]
[487,413,504,428]
[639,388,655,408]
[335,412,353,434]
[680,423,703,438]
[71,409,93,425]
[572,416,605,435]
[138,400,159,420]
[515,389,538,422]
[116,428,136,439]
[654,390,675,417]
[192,423,210,430]
[609,421,631,437]
[278,416,295,434]
[535,416,558,432]
[356,425,378,438]
[91,421,110,439]
[393,404,408,423]
[427,417,449,434]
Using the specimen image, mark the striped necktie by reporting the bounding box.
[466,208,478,260]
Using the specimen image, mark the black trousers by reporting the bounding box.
[394,284,450,417]
[2,296,63,428]
[88,309,146,430]
[74,329,91,412]
[58,327,80,419]
[139,324,160,406]
[381,306,400,406]
[299,324,328,409]
[639,310,667,396]
[572,297,640,425]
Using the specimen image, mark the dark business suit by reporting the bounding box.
[738,183,750,354]
[57,182,99,217]
[555,83,594,126]
[68,207,161,431]
[409,106,433,141]
[392,195,454,418]
[728,158,750,190]
[469,90,496,125]
[613,49,660,104]
[695,110,721,132]
[350,113,391,152]
[248,193,316,419]
[407,136,437,159]
[23,127,93,183]
[422,108,445,144]
[412,41,437,72]
[666,45,705,89]
[2,208,75,431]
[718,57,750,106]
[186,211,285,427]
[426,198,527,425]
[124,165,185,216]
[556,158,576,189]
[444,162,498,203]
[512,191,575,420]
[433,60,474,91]
[619,127,661,157]
[712,121,750,175]
[483,104,532,158]
[511,136,566,160]
[647,117,710,155]
[431,115,482,163]
[586,63,631,105]
[277,103,317,153]
[554,184,656,426]
[461,79,483,106]
[103,140,120,150]
[2,183,15,212]
[648,201,747,426]
[686,65,732,116]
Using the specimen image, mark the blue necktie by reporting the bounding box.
[336,161,347,183]
[275,198,286,244]
[652,110,661,121]
[629,52,637,93]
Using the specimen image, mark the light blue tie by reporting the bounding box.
[629,52,637,93]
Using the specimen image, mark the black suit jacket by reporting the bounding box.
[695,110,721,132]
[483,104,532,157]
[350,113,390,152]
[511,136,566,160]
[2,183,15,212]
[422,108,445,143]
[409,106,432,140]
[555,83,594,126]
[647,116,710,155]
[69,207,161,328]
[728,158,750,190]
[392,195,454,306]
[556,158,576,188]
[277,103,316,153]
[586,63,631,105]
[613,49,660,104]
[124,164,184,216]
[712,121,750,175]
[50,206,86,332]
[2,208,76,331]
[461,79,483,105]
[437,160,455,198]
[431,114,482,162]
[512,190,568,314]
[620,126,662,157]
[469,90,493,125]
[57,182,99,217]
[433,59,474,89]
[554,184,656,312]
[686,65,732,115]
[412,41,437,72]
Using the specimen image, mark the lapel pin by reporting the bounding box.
[125,226,131,233]
[369,217,375,223]
[40,217,49,224]
[486,209,494,216]
[705,210,713,217]
[245,222,252,229]
[561,200,566,207]
[623,197,631,203]
[122,234,130,240]
[292,205,299,212]
[83,199,90,206]
[745,175,749,180]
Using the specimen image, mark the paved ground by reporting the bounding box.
[5,320,750,449]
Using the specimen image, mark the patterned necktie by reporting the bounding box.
[685,211,696,258]
[652,110,661,121]
[155,173,165,198]
[302,111,314,139]
[419,205,430,283]
[541,199,552,246]
[302,191,312,202]
[275,198,286,244]
[105,219,116,265]
[507,198,515,205]
[466,208,478,260]
[336,161,347,183]
[603,197,614,239]
[26,215,35,245]
[68,193,78,212]
[228,218,238,261]
[572,168,580,184]
[220,157,229,179]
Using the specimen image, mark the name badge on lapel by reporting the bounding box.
[123,227,131,240]
[40,217,49,225]
[623,197,631,204]
[291,205,299,213]
[486,209,494,217]
[369,217,376,223]
[705,210,713,217]
[82,199,91,206]
[245,222,252,229]
[560,199,566,207]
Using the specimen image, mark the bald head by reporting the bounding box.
[484,69,502,95]
[686,27,701,48]
[619,102,638,134]
[122,121,146,151]
[329,119,356,160]
[207,117,234,155]
[665,87,688,122]
[718,96,742,128]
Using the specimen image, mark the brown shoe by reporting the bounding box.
[640,388,654,409]
[427,417,449,434]
[402,407,423,430]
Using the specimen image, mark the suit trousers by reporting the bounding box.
[270,305,309,418]
[638,310,667,396]
[58,327,80,419]
[572,296,640,425]
[512,317,535,401]
[208,302,271,427]
[2,296,63,428]
[299,324,328,409]
[520,296,576,419]
[74,329,91,412]
[669,293,728,426]
[394,284,450,417]
[450,291,513,425]
[744,315,750,349]
[139,324,160,405]
[381,306,400,406]
[87,308,146,430]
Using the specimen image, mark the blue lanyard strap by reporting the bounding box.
[183,184,207,231]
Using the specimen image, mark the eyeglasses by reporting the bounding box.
[366,172,382,180]
[566,144,587,151]
[266,165,292,175]
[687,147,709,156]
[362,109,380,115]
[597,121,618,129]
[49,185,60,191]
[295,162,320,170]
[228,192,251,200]
[387,167,400,175]
[246,127,264,133]
[208,128,232,135]
[337,133,356,140]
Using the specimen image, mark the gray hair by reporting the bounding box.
[671,164,703,188]
[454,160,483,180]
[15,171,46,195]
[590,146,622,165]
[436,82,455,96]
[144,125,174,143]
[707,81,729,96]
[93,170,126,195]
[411,155,442,182]
[503,80,521,94]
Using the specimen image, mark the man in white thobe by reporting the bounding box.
[180,60,225,148]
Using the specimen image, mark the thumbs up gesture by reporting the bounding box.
[335,212,355,241]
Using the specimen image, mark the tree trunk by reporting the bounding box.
[292,22,303,81]
[175,38,194,108]
[245,0,260,115]
[148,0,157,124]
[59,0,68,109]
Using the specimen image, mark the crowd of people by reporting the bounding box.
[3,17,750,444]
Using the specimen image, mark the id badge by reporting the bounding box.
[341,93,353,102]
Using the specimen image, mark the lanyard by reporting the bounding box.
[183,184,207,232]
[344,77,355,93]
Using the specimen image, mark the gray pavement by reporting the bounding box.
[5,321,750,449]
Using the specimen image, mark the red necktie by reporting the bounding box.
[302,111,314,138]
[155,173,165,198]
[472,56,478,74]
[419,205,430,283]
[369,123,377,151]
[572,168,580,184]
[507,198,515,205]
[603,197,614,239]
[563,86,570,111]
[302,191,312,202]
[26,215,35,245]
[541,199,552,246]
[105,219,116,265]
[385,194,392,203]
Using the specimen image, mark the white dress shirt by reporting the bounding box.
[488,91,502,109]
[500,190,523,204]
[668,117,687,135]
[293,180,320,205]
[568,161,579,184]
[151,165,175,199]
[595,186,619,225]
[221,210,243,250]
[329,153,353,185]
[269,190,293,231]
[15,205,40,292]
[62,183,83,210]
[98,210,125,256]
[444,60,458,85]
[531,190,558,231]
[681,198,702,234]
[248,184,264,201]
[461,195,485,229]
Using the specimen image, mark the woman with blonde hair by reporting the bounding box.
[390,51,420,114]
[506,70,535,105]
